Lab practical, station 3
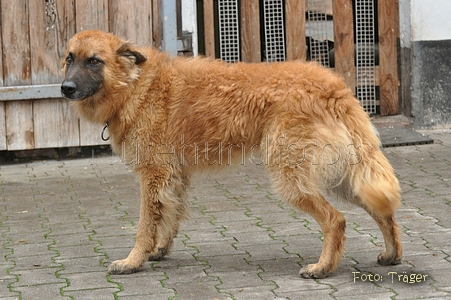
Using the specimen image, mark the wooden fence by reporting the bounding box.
[0,0,160,151]
[202,0,399,115]
[0,0,399,152]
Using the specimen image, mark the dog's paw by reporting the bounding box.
[148,247,168,261]
[377,251,401,266]
[299,264,329,279]
[108,259,140,275]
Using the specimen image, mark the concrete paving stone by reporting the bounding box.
[2,131,451,298]
[227,232,275,246]
[428,269,451,293]
[5,231,49,246]
[179,229,233,244]
[168,282,232,300]
[334,293,395,300]
[117,294,176,300]
[0,279,18,298]
[331,281,393,297]
[163,265,213,283]
[64,288,118,300]
[94,235,136,250]
[403,253,451,270]
[87,223,138,238]
[14,254,60,270]
[155,253,202,269]
[113,272,176,297]
[277,289,335,299]
[187,242,245,257]
[56,256,106,274]
[248,258,301,277]
[212,270,274,290]
[394,289,449,300]
[47,233,98,248]
[271,274,334,293]
[206,210,257,224]
[238,244,298,262]
[269,223,322,237]
[10,268,66,287]
[13,283,66,300]
[198,254,255,274]
[61,271,117,292]
[45,224,93,237]
[220,219,268,234]
[222,285,281,300]
[56,245,101,260]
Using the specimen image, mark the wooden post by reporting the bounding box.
[2,0,34,150]
[0,1,4,150]
[333,0,356,93]
[241,0,261,63]
[203,0,215,57]
[285,0,306,61]
[152,0,162,49]
[378,0,399,115]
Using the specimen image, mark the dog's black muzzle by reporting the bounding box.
[61,80,78,99]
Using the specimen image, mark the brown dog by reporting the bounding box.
[61,30,402,278]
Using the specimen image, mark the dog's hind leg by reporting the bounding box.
[108,167,190,274]
[349,148,403,266]
[290,194,347,278]
[361,206,402,265]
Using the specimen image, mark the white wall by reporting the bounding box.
[400,0,451,46]
[182,0,198,56]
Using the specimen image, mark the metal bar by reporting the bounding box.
[0,84,62,101]
[263,0,286,62]
[219,0,240,62]
[355,0,377,114]
[161,0,178,55]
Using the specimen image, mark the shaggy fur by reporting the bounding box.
[61,30,402,278]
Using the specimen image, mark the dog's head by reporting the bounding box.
[61,30,147,101]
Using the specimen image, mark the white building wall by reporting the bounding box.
[400,0,451,128]
[410,0,451,42]
[182,0,198,56]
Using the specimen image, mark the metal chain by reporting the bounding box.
[45,0,57,31]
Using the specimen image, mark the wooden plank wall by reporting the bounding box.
[2,1,34,150]
[203,0,400,115]
[240,0,261,63]
[0,2,4,150]
[0,0,156,151]
[29,1,79,149]
[285,0,306,61]
[378,0,399,115]
[332,0,356,92]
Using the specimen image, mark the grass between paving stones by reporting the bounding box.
[0,211,20,298]
[181,234,235,300]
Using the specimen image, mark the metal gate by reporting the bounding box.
[200,0,399,116]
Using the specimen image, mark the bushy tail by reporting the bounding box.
[353,150,401,216]
[340,97,401,217]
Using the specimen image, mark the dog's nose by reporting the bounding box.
[61,81,77,97]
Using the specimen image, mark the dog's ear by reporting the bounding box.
[116,43,148,65]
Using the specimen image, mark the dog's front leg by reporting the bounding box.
[108,167,182,274]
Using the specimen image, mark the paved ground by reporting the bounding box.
[1,130,451,300]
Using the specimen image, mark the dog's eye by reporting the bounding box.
[90,58,100,65]
[66,56,73,65]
